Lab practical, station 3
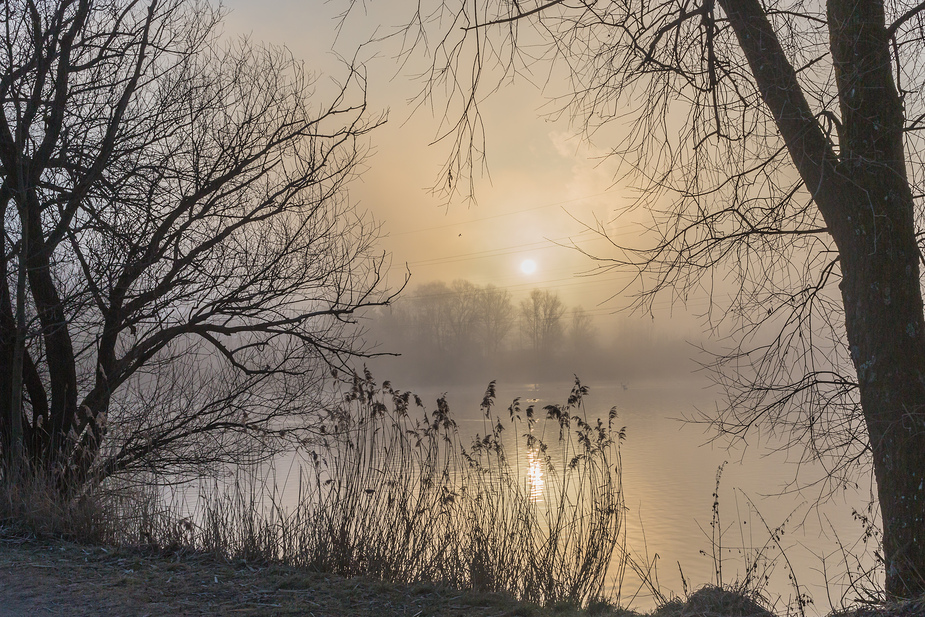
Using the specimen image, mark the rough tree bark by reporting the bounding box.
[720,0,925,595]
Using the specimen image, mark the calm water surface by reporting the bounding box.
[422,379,880,613]
[251,378,879,613]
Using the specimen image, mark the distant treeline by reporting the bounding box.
[365,280,694,386]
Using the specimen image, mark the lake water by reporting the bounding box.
[412,378,881,614]
[228,377,880,614]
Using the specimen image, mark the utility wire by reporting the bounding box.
[387,187,624,237]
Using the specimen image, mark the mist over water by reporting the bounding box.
[364,281,698,388]
[354,282,881,612]
[346,375,879,614]
[602,382,876,612]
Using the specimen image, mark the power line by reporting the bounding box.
[406,229,614,267]
[387,187,624,237]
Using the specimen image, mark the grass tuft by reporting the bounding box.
[0,470,108,542]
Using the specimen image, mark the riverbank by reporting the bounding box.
[0,534,575,617]
[1,534,920,617]
[2,531,671,617]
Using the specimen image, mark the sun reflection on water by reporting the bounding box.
[526,448,545,501]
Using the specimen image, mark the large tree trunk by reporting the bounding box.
[826,0,925,597]
[719,0,925,598]
[840,203,925,598]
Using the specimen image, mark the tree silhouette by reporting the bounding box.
[476,284,514,354]
[568,307,595,352]
[405,0,925,598]
[520,289,565,354]
[0,0,390,489]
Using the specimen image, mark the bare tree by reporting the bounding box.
[402,0,925,599]
[446,279,479,352]
[409,281,453,354]
[520,289,565,354]
[0,0,391,489]
[397,280,501,356]
[568,307,595,352]
[475,284,514,354]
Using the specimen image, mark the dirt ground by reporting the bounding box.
[3,535,922,617]
[0,535,564,617]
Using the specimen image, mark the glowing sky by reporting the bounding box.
[211,7,876,610]
[219,0,704,327]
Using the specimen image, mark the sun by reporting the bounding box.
[520,259,537,275]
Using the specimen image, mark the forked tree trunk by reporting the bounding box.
[719,0,925,598]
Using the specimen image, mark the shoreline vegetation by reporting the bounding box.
[0,377,904,616]
[0,536,920,617]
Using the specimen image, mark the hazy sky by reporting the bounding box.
[212,8,870,604]
[220,0,708,331]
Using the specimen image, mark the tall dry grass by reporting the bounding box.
[0,469,105,540]
[1,374,625,607]
[0,465,197,550]
[152,374,626,606]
